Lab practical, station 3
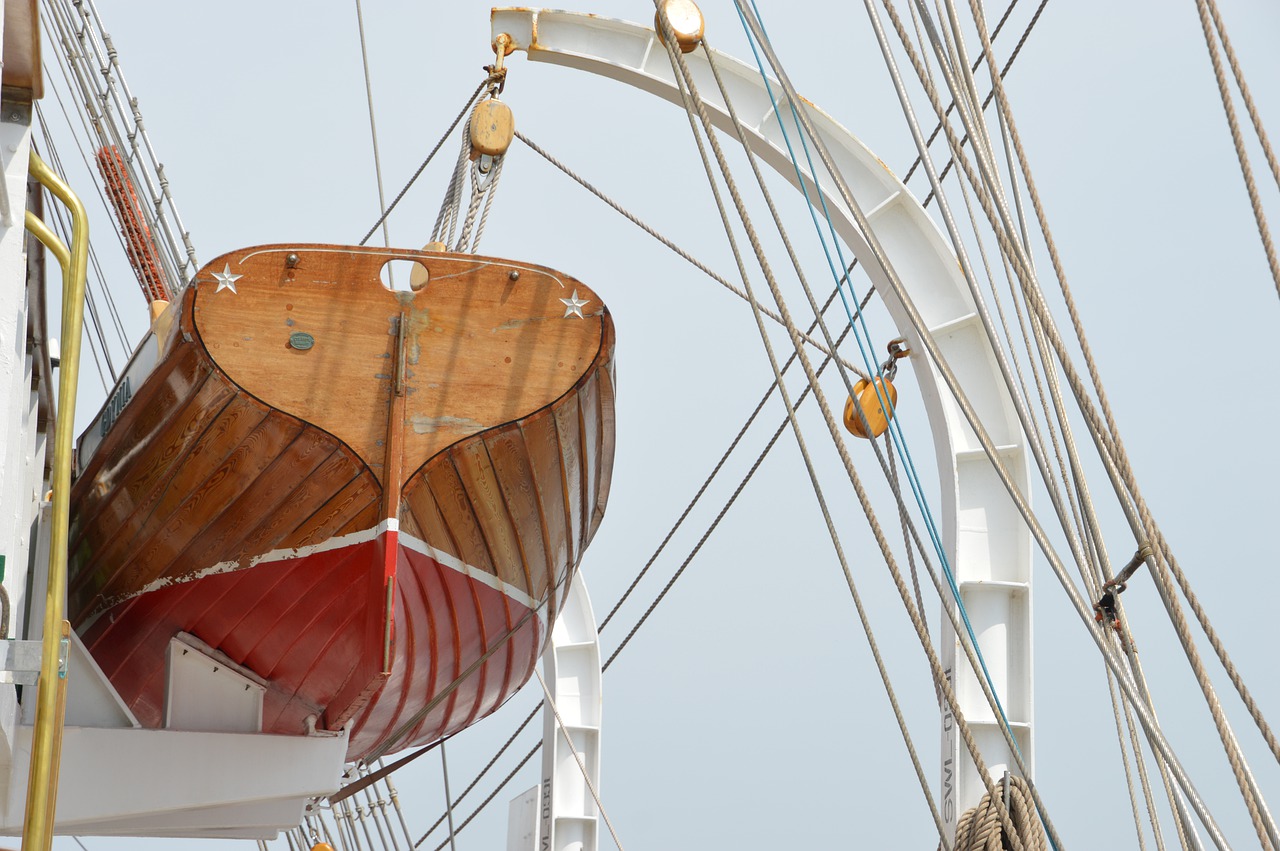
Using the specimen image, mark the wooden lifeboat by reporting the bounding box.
[67,244,615,761]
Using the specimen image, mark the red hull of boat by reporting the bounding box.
[80,524,544,760]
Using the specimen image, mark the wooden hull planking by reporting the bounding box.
[69,245,615,759]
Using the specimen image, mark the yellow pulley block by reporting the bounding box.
[311,843,336,851]
[470,98,514,159]
[842,376,897,439]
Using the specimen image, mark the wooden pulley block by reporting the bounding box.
[842,376,897,439]
[470,98,514,158]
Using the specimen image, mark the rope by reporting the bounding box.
[515,131,867,379]
[881,6,1207,847]
[354,0,392,254]
[431,116,471,247]
[897,17,1185,850]
[1202,0,1280,194]
[749,0,1227,843]
[952,775,1047,851]
[1192,0,1280,300]
[438,742,458,851]
[359,79,489,245]
[660,9,1022,845]
[1106,669,1160,851]
[899,0,1025,185]
[955,1,1279,843]
[919,0,1050,210]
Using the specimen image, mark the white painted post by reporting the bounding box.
[509,577,603,851]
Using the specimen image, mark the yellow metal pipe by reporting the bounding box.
[22,150,89,851]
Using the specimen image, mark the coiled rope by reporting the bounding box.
[952,775,1047,851]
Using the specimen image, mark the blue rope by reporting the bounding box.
[735,0,1037,782]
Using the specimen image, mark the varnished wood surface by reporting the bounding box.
[192,245,607,485]
[69,244,616,757]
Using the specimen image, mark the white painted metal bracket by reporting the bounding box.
[508,576,602,851]
[491,8,1033,836]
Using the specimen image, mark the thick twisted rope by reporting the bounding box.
[952,775,1047,851]
[957,1,1279,845]
[1192,0,1280,299]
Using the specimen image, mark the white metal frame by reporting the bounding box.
[491,8,1033,836]
[508,578,603,851]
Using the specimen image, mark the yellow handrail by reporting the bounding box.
[22,150,89,851]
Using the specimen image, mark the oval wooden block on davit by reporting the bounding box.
[67,244,616,761]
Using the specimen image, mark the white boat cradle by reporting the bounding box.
[490,7,1034,838]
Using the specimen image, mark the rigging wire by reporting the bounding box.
[732,1,1234,846]
[405,3,1058,835]
[43,0,198,291]
[34,47,138,350]
[515,130,867,378]
[354,0,394,255]
[945,0,1280,842]
[730,11,1056,842]
[656,10,1025,846]
[359,79,490,246]
[438,742,458,851]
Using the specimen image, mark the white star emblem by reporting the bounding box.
[559,290,589,319]
[212,263,243,294]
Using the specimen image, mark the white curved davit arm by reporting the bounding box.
[493,7,1032,839]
